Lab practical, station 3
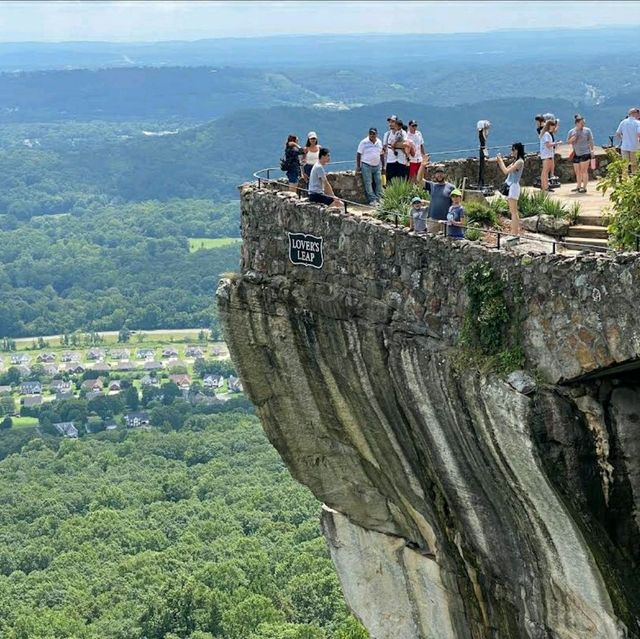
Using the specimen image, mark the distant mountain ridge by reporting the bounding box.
[0,27,639,70]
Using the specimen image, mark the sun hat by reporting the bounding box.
[387,115,398,122]
[411,196,423,204]
[307,131,318,139]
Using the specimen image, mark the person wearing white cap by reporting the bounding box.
[302,132,322,181]
[615,108,640,175]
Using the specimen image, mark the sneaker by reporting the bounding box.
[570,187,580,192]
[578,187,587,193]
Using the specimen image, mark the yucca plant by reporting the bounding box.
[515,189,576,220]
[378,178,429,225]
[517,190,549,218]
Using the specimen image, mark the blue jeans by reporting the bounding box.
[361,162,383,204]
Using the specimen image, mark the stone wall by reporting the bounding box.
[235,185,639,383]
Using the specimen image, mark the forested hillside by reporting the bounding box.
[0,95,628,217]
[0,414,367,639]
[0,199,239,336]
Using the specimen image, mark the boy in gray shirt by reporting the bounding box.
[409,196,428,233]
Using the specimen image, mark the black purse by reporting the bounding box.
[499,182,510,196]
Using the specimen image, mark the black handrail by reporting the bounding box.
[251,166,619,256]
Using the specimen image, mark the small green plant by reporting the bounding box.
[596,149,640,249]
[464,201,498,227]
[567,201,581,224]
[378,178,429,225]
[464,222,482,241]
[488,197,509,216]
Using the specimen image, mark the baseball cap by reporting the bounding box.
[629,107,640,115]
[408,120,418,126]
[368,127,377,134]
[387,115,398,122]
[307,131,318,139]
[411,197,422,204]
[451,189,463,197]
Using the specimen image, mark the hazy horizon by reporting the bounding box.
[1,1,639,42]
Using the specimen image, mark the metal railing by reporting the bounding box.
[252,156,620,256]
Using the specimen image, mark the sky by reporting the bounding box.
[0,0,640,42]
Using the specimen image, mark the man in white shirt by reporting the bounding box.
[616,107,640,175]
[382,115,410,182]
[406,120,426,183]
[355,127,384,205]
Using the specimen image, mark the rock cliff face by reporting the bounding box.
[217,185,640,638]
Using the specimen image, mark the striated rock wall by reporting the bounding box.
[218,186,640,638]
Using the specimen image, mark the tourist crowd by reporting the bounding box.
[280,106,640,238]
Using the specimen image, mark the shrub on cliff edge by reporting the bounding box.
[596,149,640,249]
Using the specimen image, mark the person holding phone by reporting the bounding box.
[497,142,525,235]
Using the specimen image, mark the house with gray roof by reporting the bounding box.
[53,422,78,438]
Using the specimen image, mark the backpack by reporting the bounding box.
[280,156,289,171]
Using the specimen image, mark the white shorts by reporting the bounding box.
[508,183,521,199]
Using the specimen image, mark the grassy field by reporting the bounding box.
[13,329,220,351]
[11,416,39,429]
[188,237,242,252]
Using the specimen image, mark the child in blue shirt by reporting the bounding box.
[446,189,465,239]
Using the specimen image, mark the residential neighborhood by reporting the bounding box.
[0,340,244,436]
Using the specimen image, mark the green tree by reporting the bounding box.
[124,385,140,410]
[118,325,131,343]
[0,395,15,417]
[0,416,12,430]
[222,594,285,639]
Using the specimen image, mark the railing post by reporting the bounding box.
[443,222,447,237]
[636,235,640,252]
[496,232,501,249]
[394,214,398,228]
[552,241,556,255]
[266,169,270,181]
[344,200,348,214]
[258,177,261,188]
